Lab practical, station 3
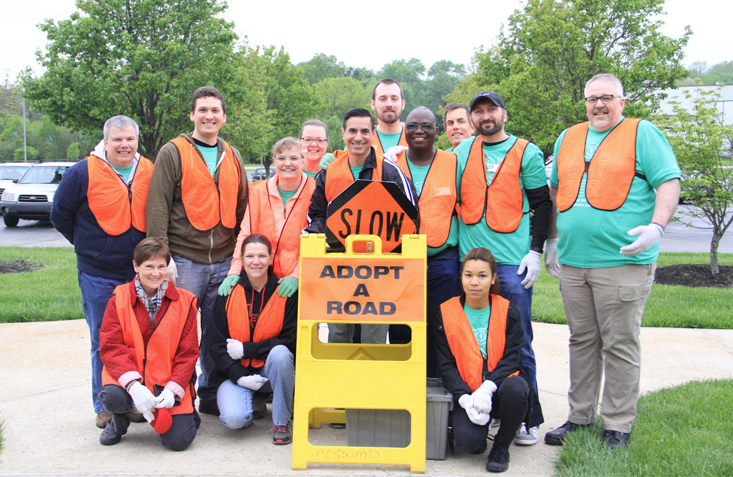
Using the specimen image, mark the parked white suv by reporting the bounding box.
[0,161,76,227]
[0,163,31,198]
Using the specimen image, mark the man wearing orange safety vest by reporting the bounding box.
[453,91,551,446]
[387,106,461,369]
[146,86,248,417]
[544,74,680,450]
[371,79,408,155]
[305,108,417,344]
[52,115,153,429]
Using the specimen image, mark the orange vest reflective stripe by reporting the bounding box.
[101,284,197,415]
[372,126,408,156]
[460,136,528,233]
[248,176,315,278]
[394,149,457,248]
[556,118,641,212]
[440,295,518,392]
[324,149,384,202]
[171,137,240,231]
[225,284,287,368]
[87,156,153,236]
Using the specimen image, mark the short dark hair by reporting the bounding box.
[371,78,404,101]
[443,103,470,125]
[190,86,226,114]
[461,247,501,295]
[343,108,376,130]
[133,238,171,267]
[242,233,273,256]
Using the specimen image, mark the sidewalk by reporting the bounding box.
[1,320,732,476]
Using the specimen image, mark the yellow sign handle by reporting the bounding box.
[344,234,382,255]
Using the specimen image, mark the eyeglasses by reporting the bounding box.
[300,137,328,145]
[405,124,436,133]
[585,95,622,104]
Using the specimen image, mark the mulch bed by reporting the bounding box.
[655,264,733,288]
[0,260,43,275]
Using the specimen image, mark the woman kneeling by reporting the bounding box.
[433,247,540,473]
[211,234,297,445]
[98,238,199,451]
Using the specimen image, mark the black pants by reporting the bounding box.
[99,384,197,451]
[452,376,529,453]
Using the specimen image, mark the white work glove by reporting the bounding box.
[472,380,497,414]
[226,338,244,360]
[620,223,664,256]
[384,145,408,163]
[237,374,269,391]
[166,258,178,286]
[518,250,542,289]
[544,238,561,279]
[458,394,473,410]
[459,394,491,426]
[128,381,156,421]
[155,388,176,409]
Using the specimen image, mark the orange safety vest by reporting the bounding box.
[248,176,315,278]
[324,149,384,202]
[556,118,641,212]
[101,284,197,415]
[460,136,528,233]
[87,156,153,236]
[372,126,408,156]
[440,295,519,392]
[171,137,241,231]
[225,284,287,368]
[394,149,457,248]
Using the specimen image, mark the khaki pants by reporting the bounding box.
[559,263,655,433]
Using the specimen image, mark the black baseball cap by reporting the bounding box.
[469,91,506,111]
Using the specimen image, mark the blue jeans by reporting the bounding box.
[495,264,538,395]
[78,271,127,414]
[216,345,295,428]
[426,247,461,377]
[173,255,232,401]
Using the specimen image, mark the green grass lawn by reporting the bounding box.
[0,247,82,323]
[555,379,733,477]
[533,252,733,329]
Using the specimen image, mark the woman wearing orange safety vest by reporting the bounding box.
[98,238,199,451]
[219,137,316,299]
[210,234,298,445]
[432,248,542,473]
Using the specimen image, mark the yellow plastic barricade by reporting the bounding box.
[292,233,427,473]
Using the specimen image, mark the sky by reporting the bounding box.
[1,0,731,82]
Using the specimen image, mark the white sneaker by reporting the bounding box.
[490,418,501,428]
[514,423,539,446]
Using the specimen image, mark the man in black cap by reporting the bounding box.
[453,91,551,447]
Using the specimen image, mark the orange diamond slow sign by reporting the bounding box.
[326,180,419,253]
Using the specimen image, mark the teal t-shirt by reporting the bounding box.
[551,117,680,268]
[304,169,319,179]
[350,165,364,179]
[407,154,459,256]
[278,187,298,206]
[111,164,133,182]
[376,130,402,152]
[455,135,547,264]
[197,145,218,177]
[464,303,491,359]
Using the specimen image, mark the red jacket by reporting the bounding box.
[100,281,199,397]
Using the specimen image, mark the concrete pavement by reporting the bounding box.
[1,320,732,476]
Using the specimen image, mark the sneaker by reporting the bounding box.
[603,430,629,450]
[514,423,539,446]
[198,399,220,416]
[253,394,267,419]
[485,444,510,473]
[544,421,590,446]
[490,418,501,428]
[270,421,293,445]
[99,413,129,446]
[96,411,112,429]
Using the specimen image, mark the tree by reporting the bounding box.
[683,61,733,86]
[298,53,346,85]
[313,77,371,150]
[658,88,733,274]
[22,0,239,158]
[377,58,427,118]
[424,60,465,129]
[447,0,691,156]
[67,142,81,160]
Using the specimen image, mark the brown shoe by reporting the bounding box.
[199,399,220,416]
[253,394,267,419]
[96,411,112,429]
[127,409,146,423]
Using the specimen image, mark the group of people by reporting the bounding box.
[51,72,680,473]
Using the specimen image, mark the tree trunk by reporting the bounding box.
[710,231,720,275]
